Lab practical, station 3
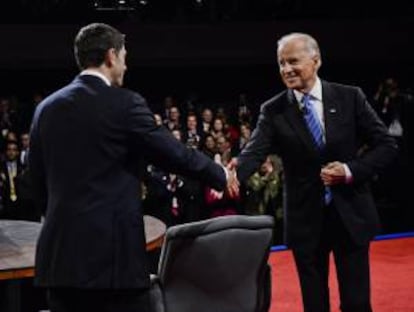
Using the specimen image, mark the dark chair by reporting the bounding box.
[149,214,274,312]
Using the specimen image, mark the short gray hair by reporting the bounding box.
[277,32,321,59]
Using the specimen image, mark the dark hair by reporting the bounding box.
[74,23,125,70]
[6,140,19,148]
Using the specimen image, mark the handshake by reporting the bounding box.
[224,158,240,199]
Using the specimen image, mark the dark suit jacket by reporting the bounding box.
[29,75,226,289]
[237,80,398,249]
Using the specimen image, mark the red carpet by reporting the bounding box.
[269,237,414,312]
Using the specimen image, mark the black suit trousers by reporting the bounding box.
[47,287,150,312]
[292,204,373,312]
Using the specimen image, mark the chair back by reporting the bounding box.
[152,215,274,312]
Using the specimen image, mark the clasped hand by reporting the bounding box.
[225,158,240,198]
[320,161,346,186]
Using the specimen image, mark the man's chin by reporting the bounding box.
[284,81,299,89]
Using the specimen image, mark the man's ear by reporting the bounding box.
[314,56,322,69]
[104,48,117,67]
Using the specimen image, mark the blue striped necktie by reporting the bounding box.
[302,94,332,204]
[302,94,324,149]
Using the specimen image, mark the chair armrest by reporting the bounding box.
[149,274,165,312]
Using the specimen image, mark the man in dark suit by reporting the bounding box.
[231,33,398,312]
[29,23,233,312]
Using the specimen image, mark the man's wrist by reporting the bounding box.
[343,163,353,184]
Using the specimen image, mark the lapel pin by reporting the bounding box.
[329,108,336,113]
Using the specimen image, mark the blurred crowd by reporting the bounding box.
[0,77,412,244]
[142,93,284,243]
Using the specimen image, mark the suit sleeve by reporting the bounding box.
[28,106,48,215]
[124,93,226,191]
[347,87,398,184]
[237,103,276,182]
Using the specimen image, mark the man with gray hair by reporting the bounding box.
[231,32,397,311]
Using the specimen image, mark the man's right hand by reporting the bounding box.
[226,158,239,198]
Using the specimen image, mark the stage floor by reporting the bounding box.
[269,233,414,312]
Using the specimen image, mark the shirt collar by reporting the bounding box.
[80,70,111,86]
[293,77,322,104]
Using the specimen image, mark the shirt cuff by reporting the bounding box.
[343,164,353,184]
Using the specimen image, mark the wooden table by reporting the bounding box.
[144,215,167,252]
[0,215,166,280]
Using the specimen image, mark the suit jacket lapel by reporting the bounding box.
[284,89,320,154]
[321,81,342,148]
